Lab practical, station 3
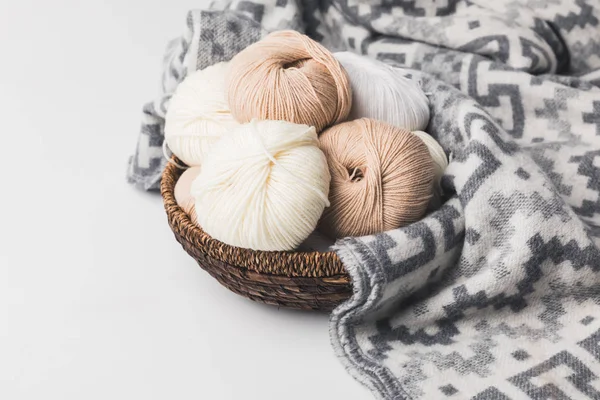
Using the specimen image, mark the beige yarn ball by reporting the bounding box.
[165,62,238,166]
[191,120,331,251]
[319,118,435,239]
[174,167,201,223]
[226,30,352,133]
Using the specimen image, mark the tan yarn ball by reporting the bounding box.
[174,167,201,224]
[226,30,352,133]
[319,118,435,239]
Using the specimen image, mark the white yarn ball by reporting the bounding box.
[334,52,430,131]
[191,120,331,251]
[165,62,238,166]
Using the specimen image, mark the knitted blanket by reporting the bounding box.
[127,1,600,399]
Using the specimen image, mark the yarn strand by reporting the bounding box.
[162,140,188,170]
[248,120,331,206]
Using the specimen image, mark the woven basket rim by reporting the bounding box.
[161,159,348,278]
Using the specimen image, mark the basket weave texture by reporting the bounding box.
[161,159,352,311]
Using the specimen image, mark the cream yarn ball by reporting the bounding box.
[191,120,331,251]
[164,62,238,166]
[412,130,448,186]
[413,130,448,207]
[334,52,430,131]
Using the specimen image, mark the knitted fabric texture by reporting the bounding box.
[127,1,600,399]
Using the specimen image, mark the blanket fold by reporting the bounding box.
[127,1,600,398]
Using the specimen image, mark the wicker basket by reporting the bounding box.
[161,159,352,311]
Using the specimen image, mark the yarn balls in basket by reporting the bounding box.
[334,52,430,131]
[318,118,435,239]
[164,62,238,166]
[174,166,201,224]
[191,119,331,252]
[226,30,352,133]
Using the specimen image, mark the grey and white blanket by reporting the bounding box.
[127,1,600,399]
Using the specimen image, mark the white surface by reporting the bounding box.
[0,1,368,399]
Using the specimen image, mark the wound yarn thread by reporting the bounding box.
[226,30,352,133]
[334,52,430,131]
[412,130,448,194]
[162,140,188,170]
[165,62,238,166]
[319,118,435,239]
[191,119,331,251]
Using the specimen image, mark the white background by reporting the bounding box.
[0,1,367,398]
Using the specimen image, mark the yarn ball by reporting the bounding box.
[319,118,435,239]
[226,30,352,133]
[174,167,201,223]
[412,130,448,190]
[334,52,430,131]
[191,119,331,251]
[165,62,238,166]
